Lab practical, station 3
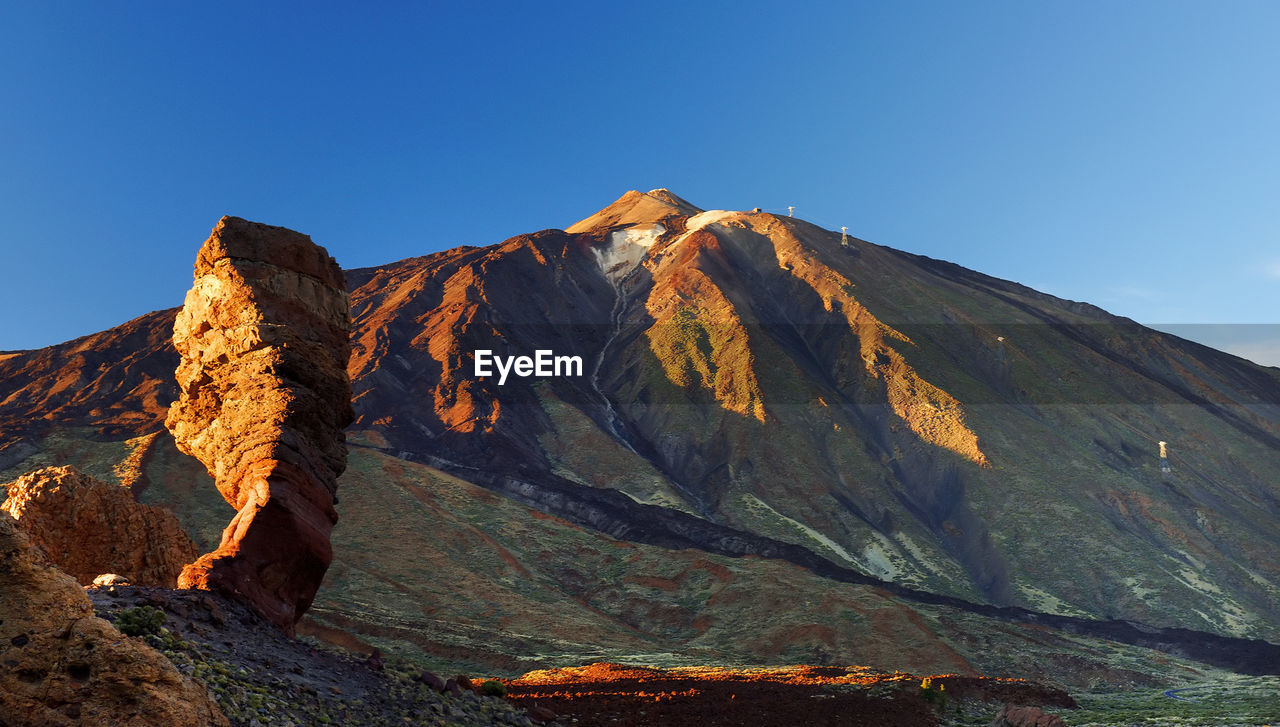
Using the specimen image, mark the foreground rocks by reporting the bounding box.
[87,585,537,727]
[166,216,353,633]
[989,703,1069,727]
[2,465,199,587]
[0,512,227,726]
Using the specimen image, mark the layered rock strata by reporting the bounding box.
[0,512,228,726]
[166,216,352,633]
[1,465,199,587]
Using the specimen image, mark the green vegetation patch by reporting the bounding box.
[1066,677,1280,727]
[116,605,166,636]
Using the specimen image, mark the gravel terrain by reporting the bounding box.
[87,585,538,727]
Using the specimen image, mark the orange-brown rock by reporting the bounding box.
[166,216,353,633]
[0,512,228,727]
[990,704,1069,727]
[2,465,199,588]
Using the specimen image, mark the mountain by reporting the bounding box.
[342,189,1280,639]
[2,190,1278,686]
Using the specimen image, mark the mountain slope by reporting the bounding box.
[4,427,1267,688]
[340,189,1280,641]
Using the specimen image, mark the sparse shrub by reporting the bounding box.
[480,680,507,698]
[919,676,947,709]
[149,627,186,651]
[116,606,166,636]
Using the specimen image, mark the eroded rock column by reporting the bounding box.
[167,216,352,633]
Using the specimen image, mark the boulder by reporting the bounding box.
[0,512,227,726]
[990,703,1069,727]
[92,574,132,586]
[2,465,199,587]
[527,703,558,724]
[417,670,446,692]
[166,216,353,633]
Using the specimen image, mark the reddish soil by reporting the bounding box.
[503,664,1075,727]
[508,677,934,726]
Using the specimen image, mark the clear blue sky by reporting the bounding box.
[2,2,1277,364]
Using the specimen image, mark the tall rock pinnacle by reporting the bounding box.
[166,216,353,633]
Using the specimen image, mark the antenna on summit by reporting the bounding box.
[787,206,794,217]
[840,226,849,247]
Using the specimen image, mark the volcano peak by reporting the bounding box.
[567,188,703,234]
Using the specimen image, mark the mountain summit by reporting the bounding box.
[566,188,703,233]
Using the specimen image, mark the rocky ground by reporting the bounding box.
[78,582,1086,727]
[25,556,1280,727]
[502,663,1076,727]
[86,585,537,727]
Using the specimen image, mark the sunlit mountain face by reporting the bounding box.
[337,189,1280,641]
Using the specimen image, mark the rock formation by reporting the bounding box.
[0,512,227,726]
[2,465,199,588]
[989,704,1068,727]
[166,216,353,633]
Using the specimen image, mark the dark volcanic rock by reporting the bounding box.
[417,670,446,692]
[85,585,537,727]
[167,216,353,633]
